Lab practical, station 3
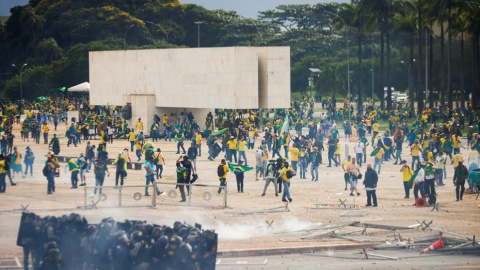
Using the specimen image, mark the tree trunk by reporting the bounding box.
[417,1,424,114]
[460,31,465,110]
[440,23,445,106]
[409,32,415,112]
[358,37,363,113]
[386,27,392,111]
[380,27,385,110]
[447,4,453,109]
[429,27,434,108]
[473,31,480,108]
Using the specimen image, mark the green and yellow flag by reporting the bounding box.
[407,168,420,189]
[228,163,253,175]
[56,86,66,92]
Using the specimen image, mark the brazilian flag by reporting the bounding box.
[37,96,48,101]
[56,86,66,92]
[67,158,79,172]
[407,168,421,189]
[370,147,381,157]
[228,163,253,175]
[209,128,228,138]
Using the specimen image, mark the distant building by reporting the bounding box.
[0,16,8,28]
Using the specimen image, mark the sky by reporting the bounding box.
[0,0,348,18]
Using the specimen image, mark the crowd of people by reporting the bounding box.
[17,212,217,270]
[1,96,480,219]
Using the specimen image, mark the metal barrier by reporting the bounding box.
[81,182,227,209]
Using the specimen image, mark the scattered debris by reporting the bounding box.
[340,210,369,217]
[227,206,289,215]
[431,203,450,213]
[361,248,398,260]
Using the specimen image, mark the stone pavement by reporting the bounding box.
[0,121,479,260]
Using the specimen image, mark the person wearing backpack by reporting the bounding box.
[280,162,294,202]
[261,160,278,197]
[77,153,88,186]
[217,159,229,194]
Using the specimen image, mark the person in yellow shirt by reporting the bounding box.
[334,142,341,164]
[226,136,238,163]
[237,137,248,165]
[400,160,413,199]
[280,162,294,202]
[342,155,352,191]
[372,122,380,138]
[135,140,143,161]
[0,156,7,192]
[129,130,136,152]
[42,122,50,144]
[373,146,384,174]
[452,152,464,168]
[217,159,229,194]
[135,118,143,133]
[195,131,202,157]
[411,140,422,168]
[288,144,299,173]
[154,148,165,179]
[452,134,462,155]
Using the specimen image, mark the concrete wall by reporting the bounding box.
[89,46,291,134]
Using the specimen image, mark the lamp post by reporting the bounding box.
[308,68,322,102]
[123,24,135,50]
[194,21,204,48]
[145,21,169,42]
[11,63,27,100]
[324,10,350,108]
[401,59,416,99]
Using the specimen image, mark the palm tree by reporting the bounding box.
[37,38,63,64]
[415,0,426,114]
[393,2,417,112]
[359,0,406,111]
[464,2,480,107]
[338,3,375,112]
[19,5,46,47]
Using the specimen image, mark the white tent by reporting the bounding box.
[68,82,90,92]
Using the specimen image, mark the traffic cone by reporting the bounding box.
[420,237,444,254]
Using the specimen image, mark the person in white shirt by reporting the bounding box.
[467,148,479,171]
[435,151,446,186]
[354,141,365,167]
[413,162,426,205]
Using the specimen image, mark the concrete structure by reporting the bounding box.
[89,47,290,133]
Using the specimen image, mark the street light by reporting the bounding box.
[309,68,322,101]
[194,21,204,48]
[324,10,350,109]
[11,63,27,100]
[145,21,169,42]
[123,24,135,50]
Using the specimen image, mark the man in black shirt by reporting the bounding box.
[114,153,126,186]
[326,135,339,167]
[187,143,198,168]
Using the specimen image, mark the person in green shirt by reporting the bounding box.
[49,134,60,155]
[175,132,186,154]
[67,158,79,189]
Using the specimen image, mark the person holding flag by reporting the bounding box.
[409,162,426,205]
[228,160,253,193]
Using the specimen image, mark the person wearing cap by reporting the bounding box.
[217,159,229,194]
[23,146,34,177]
[424,161,436,205]
[280,161,294,202]
[226,136,237,163]
[234,160,245,193]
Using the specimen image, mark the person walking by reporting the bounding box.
[49,134,60,155]
[144,157,163,196]
[411,140,422,168]
[453,161,469,201]
[217,159,229,194]
[289,143,300,173]
[234,160,246,193]
[347,157,361,196]
[400,160,413,199]
[342,155,352,191]
[154,148,165,179]
[280,162,295,202]
[67,157,79,189]
[424,161,436,206]
[326,135,339,167]
[238,137,248,166]
[363,164,378,207]
[11,147,25,178]
[91,158,109,197]
[226,136,238,163]
[77,153,88,186]
[354,140,365,167]
[23,146,35,177]
[372,145,385,174]
[309,147,321,181]
[187,143,198,169]
[42,122,49,144]
[393,132,403,165]
[261,160,278,196]
[0,155,7,193]
[114,153,126,187]
[435,151,446,186]
[175,161,187,202]
[44,157,55,194]
[175,132,186,154]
